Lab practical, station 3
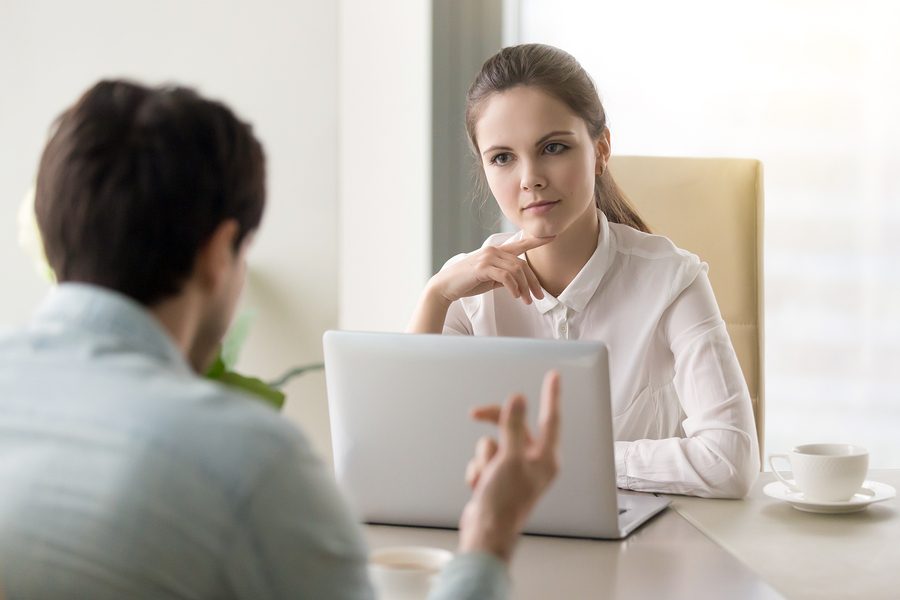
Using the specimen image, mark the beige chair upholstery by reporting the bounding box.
[608,155,765,459]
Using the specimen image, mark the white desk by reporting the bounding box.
[366,497,783,599]
[366,469,900,599]
[671,468,900,600]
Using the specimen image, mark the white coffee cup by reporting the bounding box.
[768,443,869,502]
[369,546,453,600]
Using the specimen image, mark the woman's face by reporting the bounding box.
[475,86,608,238]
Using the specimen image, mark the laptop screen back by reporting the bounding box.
[323,331,621,538]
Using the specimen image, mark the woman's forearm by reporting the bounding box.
[615,424,760,499]
[408,281,452,333]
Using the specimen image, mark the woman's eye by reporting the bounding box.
[544,142,568,155]
[491,152,513,166]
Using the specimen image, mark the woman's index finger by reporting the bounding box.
[499,235,556,256]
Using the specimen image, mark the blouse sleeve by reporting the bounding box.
[614,269,760,498]
[443,299,473,336]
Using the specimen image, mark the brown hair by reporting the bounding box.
[465,43,649,233]
[35,79,266,306]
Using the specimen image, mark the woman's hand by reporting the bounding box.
[428,236,554,306]
[408,235,554,334]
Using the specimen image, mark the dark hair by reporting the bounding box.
[465,44,649,233]
[35,79,266,306]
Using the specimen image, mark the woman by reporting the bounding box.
[409,44,759,498]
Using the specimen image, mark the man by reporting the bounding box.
[0,80,560,599]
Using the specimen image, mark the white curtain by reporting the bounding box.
[518,0,900,466]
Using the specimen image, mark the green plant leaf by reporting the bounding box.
[205,353,227,379]
[209,367,286,409]
[221,310,256,370]
[268,363,325,389]
[206,348,285,409]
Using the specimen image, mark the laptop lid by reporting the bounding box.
[323,331,623,539]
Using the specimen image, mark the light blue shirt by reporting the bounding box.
[0,284,507,599]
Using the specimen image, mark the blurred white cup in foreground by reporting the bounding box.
[369,546,454,600]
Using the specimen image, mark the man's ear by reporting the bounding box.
[594,128,612,175]
[195,220,239,292]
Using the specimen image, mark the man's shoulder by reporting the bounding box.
[142,374,315,482]
[0,328,315,502]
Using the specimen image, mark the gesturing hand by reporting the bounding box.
[429,235,555,306]
[458,370,561,562]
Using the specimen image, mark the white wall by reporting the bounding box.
[0,0,339,459]
[338,0,432,332]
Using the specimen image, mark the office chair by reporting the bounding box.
[608,155,765,460]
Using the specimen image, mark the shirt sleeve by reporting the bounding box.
[428,552,509,600]
[614,269,761,498]
[221,431,510,600]
[223,434,376,600]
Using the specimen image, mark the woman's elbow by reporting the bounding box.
[728,454,761,499]
[705,436,761,499]
[719,464,758,499]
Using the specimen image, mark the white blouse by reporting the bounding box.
[442,211,760,498]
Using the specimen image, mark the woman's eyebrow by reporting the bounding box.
[481,144,511,157]
[481,130,576,157]
[535,130,575,146]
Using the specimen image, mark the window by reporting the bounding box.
[516,0,900,466]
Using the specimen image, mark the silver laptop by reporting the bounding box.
[323,331,669,539]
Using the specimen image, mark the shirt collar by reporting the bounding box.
[531,210,615,315]
[33,283,192,375]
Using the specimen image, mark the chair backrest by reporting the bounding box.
[608,155,765,459]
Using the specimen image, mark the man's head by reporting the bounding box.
[35,80,266,368]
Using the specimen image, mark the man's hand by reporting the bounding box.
[457,370,561,562]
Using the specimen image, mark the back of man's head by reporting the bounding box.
[35,79,266,306]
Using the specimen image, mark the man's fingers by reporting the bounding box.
[472,404,534,447]
[470,405,502,423]
[500,235,556,256]
[465,436,498,488]
[536,370,561,459]
[500,394,527,452]
[465,457,480,488]
[477,435,498,460]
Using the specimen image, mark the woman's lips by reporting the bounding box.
[523,200,560,214]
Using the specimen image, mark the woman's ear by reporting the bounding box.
[595,128,612,175]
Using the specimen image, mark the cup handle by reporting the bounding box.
[768,454,800,492]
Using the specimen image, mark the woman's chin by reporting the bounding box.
[522,222,558,239]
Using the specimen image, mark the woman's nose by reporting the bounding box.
[520,162,547,191]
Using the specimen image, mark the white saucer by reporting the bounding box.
[763,480,896,514]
